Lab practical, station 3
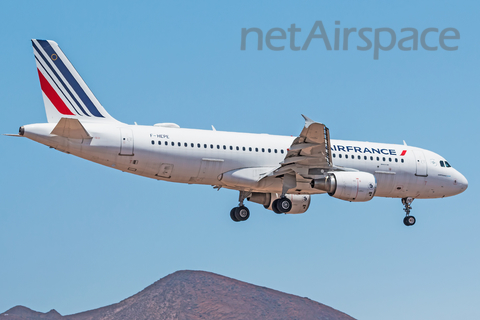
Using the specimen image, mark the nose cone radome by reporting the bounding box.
[454,171,468,194]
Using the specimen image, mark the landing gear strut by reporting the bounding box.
[230,191,251,222]
[402,197,416,226]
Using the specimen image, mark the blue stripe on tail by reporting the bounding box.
[33,41,88,116]
[37,40,104,118]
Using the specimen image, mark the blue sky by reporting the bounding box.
[1,1,478,319]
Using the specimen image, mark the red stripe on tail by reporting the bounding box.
[37,68,74,115]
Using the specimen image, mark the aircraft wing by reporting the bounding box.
[270,115,342,181]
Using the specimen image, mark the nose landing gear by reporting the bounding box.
[402,197,416,226]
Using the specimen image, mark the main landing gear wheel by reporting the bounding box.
[403,216,416,226]
[273,197,292,214]
[230,206,250,222]
[272,199,281,214]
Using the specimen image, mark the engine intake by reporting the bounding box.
[311,172,377,202]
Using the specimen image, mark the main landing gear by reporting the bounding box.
[402,197,416,226]
[229,191,293,222]
[230,206,250,222]
[272,197,292,214]
[230,191,251,222]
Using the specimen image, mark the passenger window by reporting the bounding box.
[382,157,385,161]
[210,144,213,149]
[255,147,258,152]
[281,149,284,154]
[197,143,201,148]
[274,149,277,153]
[333,154,336,158]
[370,156,373,160]
[358,155,361,160]
[395,158,398,162]
[217,145,220,149]
[165,141,168,146]
[376,157,380,161]
[249,147,252,151]
[262,148,265,152]
[364,156,367,160]
[204,144,207,148]
[177,142,180,147]
[223,145,226,150]
[351,155,354,159]
[191,143,194,147]
[401,159,404,163]
[230,146,233,150]
[236,146,239,151]
[242,147,246,151]
[171,142,174,146]
[184,143,187,147]
[268,149,271,153]
[339,154,342,158]
[389,158,392,162]
[151,140,154,145]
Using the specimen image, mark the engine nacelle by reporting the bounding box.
[248,193,311,214]
[311,172,377,202]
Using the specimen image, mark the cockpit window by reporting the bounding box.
[440,160,452,168]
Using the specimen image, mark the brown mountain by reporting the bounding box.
[1,270,356,320]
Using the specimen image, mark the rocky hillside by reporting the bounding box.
[2,270,355,320]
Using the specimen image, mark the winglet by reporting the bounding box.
[301,114,315,128]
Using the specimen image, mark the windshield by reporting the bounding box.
[440,160,452,168]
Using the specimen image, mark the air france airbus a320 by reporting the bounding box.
[8,39,468,226]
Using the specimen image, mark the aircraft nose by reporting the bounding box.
[454,171,468,193]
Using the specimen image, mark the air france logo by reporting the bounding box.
[332,145,408,156]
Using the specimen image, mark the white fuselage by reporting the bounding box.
[22,122,468,200]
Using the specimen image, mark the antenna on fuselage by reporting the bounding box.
[403,140,408,146]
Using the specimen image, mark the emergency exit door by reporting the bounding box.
[119,128,134,156]
[412,149,428,177]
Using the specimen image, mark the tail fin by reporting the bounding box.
[32,39,118,123]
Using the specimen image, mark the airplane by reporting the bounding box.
[7,39,468,226]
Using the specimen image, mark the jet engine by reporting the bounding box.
[248,193,311,214]
[311,172,377,202]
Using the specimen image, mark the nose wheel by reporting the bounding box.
[402,197,416,226]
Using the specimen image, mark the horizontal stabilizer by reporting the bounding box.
[3,134,23,137]
[51,118,91,139]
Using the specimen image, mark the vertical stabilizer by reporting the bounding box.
[32,39,119,123]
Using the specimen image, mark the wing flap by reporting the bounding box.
[283,115,332,169]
